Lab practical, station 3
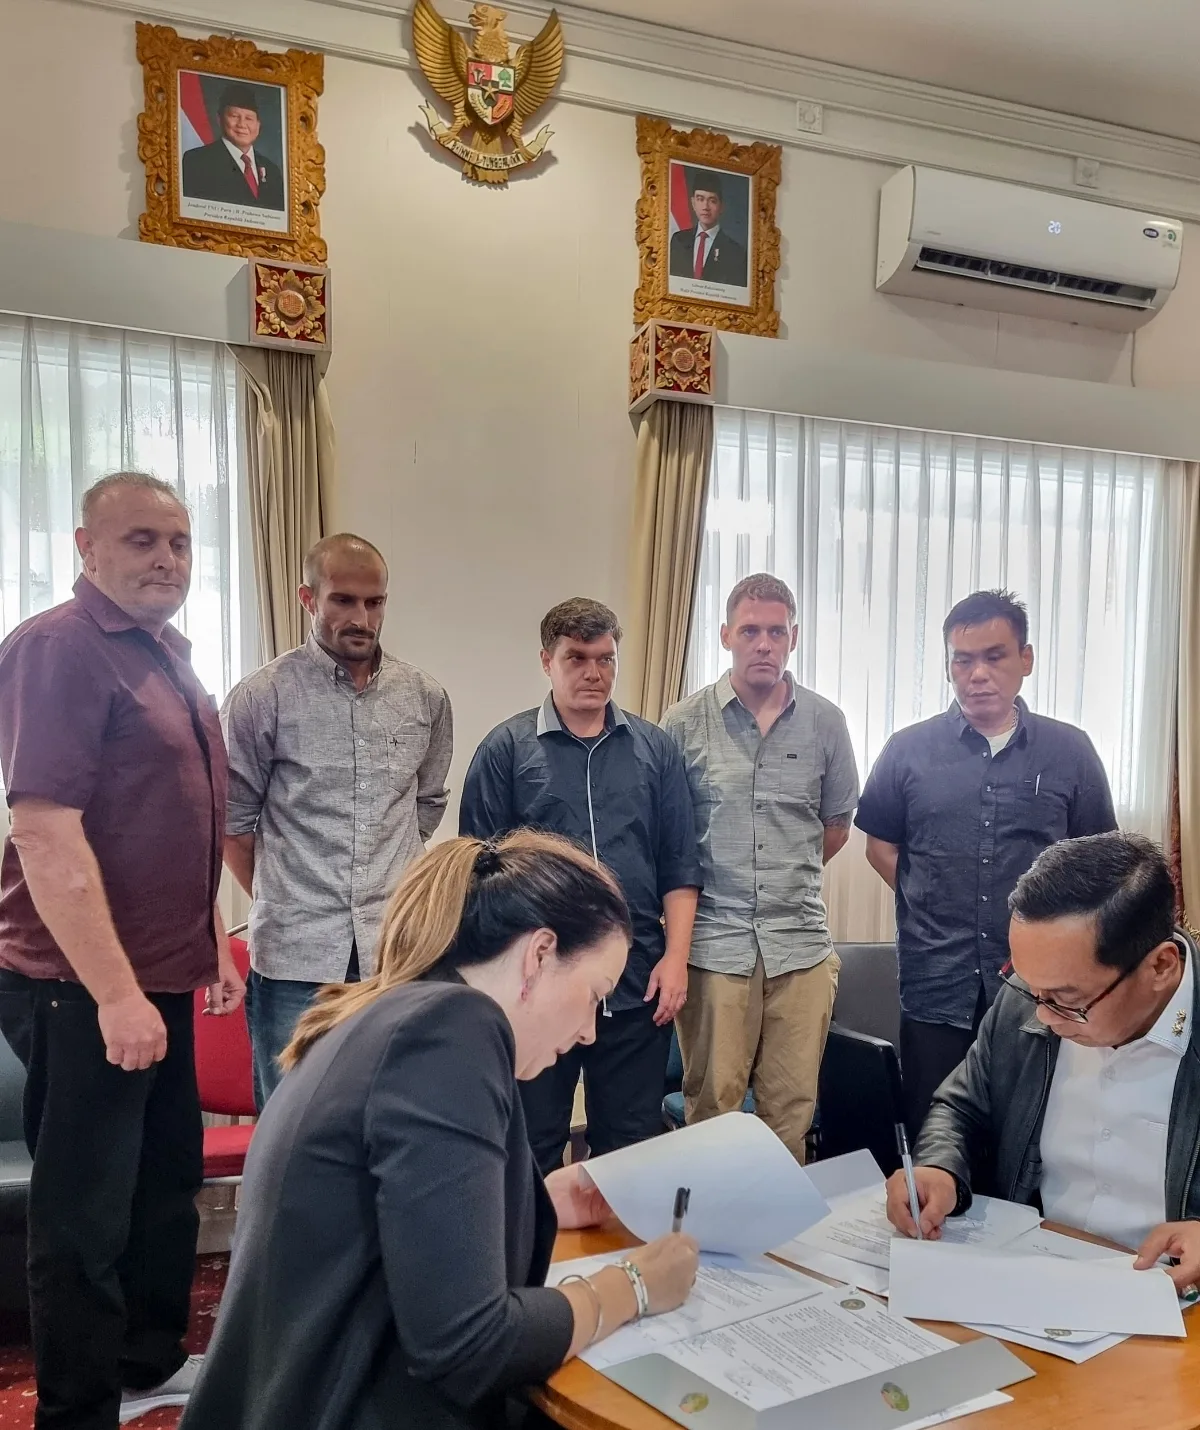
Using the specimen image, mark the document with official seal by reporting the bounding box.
[658,1287,1011,1420]
[547,1251,822,1370]
[889,1238,1185,1338]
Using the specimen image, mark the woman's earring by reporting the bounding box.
[521,978,533,1001]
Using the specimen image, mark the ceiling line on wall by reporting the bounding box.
[75,0,1200,221]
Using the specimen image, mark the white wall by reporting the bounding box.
[3,0,1200,829]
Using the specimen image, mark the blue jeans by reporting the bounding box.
[245,944,360,1110]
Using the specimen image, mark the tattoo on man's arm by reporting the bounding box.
[822,812,853,829]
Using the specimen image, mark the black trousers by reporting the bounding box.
[520,1003,672,1175]
[0,971,202,1430]
[899,982,989,1142]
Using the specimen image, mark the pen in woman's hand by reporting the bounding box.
[671,1186,691,1234]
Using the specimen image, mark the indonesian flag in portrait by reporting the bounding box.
[178,72,214,153]
[669,163,694,239]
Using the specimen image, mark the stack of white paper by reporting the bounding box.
[888,1238,1186,1340]
[551,1210,1018,1428]
[773,1150,1040,1292]
[547,1251,822,1369]
[581,1112,830,1254]
[906,1396,1013,1429]
[960,1226,1132,1362]
[772,1151,894,1292]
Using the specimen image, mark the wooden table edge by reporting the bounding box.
[533,1222,1200,1430]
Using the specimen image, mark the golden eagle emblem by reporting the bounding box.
[413,2,564,185]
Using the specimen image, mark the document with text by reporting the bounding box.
[547,1251,822,1369]
[659,1287,956,1409]
[795,1186,1040,1271]
[773,1150,894,1292]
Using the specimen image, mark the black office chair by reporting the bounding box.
[815,1024,904,1175]
[831,942,901,1047]
[810,942,904,1171]
[662,943,902,1148]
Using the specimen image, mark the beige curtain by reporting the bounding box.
[231,348,334,660]
[1178,463,1200,930]
[624,401,713,721]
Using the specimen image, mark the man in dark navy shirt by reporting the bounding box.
[855,589,1116,1135]
[460,598,701,1173]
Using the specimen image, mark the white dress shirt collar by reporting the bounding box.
[1039,944,1192,1250]
[223,138,257,172]
[693,225,720,262]
[1141,944,1193,1053]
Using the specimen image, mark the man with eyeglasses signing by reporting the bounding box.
[885,831,1200,1292]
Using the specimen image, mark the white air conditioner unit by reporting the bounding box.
[877,165,1181,331]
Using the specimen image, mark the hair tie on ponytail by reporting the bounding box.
[474,845,503,879]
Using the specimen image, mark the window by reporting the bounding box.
[689,407,1185,844]
[0,316,249,700]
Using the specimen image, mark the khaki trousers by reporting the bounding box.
[676,952,840,1163]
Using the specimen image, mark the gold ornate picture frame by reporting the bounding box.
[137,22,326,263]
[634,115,781,337]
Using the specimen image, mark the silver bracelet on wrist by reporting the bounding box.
[615,1258,651,1320]
[558,1274,605,1345]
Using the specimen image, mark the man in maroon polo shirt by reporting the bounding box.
[0,472,243,1430]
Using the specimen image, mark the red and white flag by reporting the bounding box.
[669,163,694,238]
[178,72,214,154]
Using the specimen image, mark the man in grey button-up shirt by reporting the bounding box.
[221,534,452,1106]
[663,573,858,1161]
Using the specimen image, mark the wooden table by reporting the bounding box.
[534,1226,1200,1430]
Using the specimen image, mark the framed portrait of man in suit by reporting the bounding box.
[635,117,780,337]
[136,23,327,263]
[178,75,290,233]
[667,163,752,305]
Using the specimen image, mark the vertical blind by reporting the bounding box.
[688,408,1185,934]
[0,315,247,700]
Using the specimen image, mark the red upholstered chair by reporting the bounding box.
[193,933,256,1186]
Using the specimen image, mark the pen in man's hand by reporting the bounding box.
[672,1186,691,1234]
[895,1123,924,1241]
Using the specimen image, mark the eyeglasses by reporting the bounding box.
[999,959,1139,1024]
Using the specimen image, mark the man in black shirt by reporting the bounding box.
[460,598,701,1173]
[855,589,1117,1135]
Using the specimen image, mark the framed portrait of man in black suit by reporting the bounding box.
[667,163,752,301]
[635,117,781,338]
[137,23,327,263]
[178,76,290,231]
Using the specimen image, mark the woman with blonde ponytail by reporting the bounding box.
[182,830,699,1430]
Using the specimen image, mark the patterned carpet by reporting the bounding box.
[0,1256,228,1428]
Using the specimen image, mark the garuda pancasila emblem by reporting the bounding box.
[413,2,564,185]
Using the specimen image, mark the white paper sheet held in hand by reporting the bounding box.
[888,1239,1186,1338]
[580,1113,829,1255]
[548,1251,822,1369]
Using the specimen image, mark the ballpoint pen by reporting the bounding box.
[895,1123,924,1241]
[672,1186,691,1234]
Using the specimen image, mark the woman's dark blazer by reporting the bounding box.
[180,971,575,1430]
